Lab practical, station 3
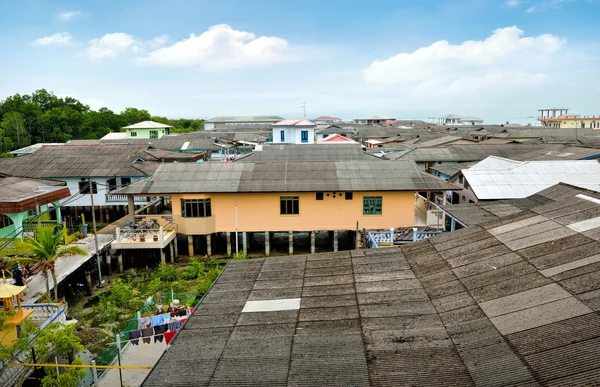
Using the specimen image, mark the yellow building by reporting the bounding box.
[116,159,453,256]
[538,108,600,129]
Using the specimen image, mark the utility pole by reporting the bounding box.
[89,179,103,287]
[235,201,239,255]
[300,102,306,118]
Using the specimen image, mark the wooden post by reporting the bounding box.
[226,232,232,257]
[206,234,212,257]
[310,231,316,254]
[187,235,194,257]
[84,271,93,296]
[288,231,294,255]
[118,252,123,273]
[334,230,339,252]
[127,196,135,223]
[105,252,112,276]
[242,232,247,254]
[265,231,270,257]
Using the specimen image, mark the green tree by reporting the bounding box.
[121,107,151,125]
[10,227,87,300]
[0,111,27,149]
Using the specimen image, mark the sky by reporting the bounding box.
[0,0,599,125]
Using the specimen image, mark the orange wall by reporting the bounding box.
[171,191,415,235]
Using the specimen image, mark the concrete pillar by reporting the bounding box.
[187,235,194,257]
[451,218,457,232]
[310,231,316,254]
[226,231,232,257]
[105,252,112,276]
[288,231,294,255]
[265,231,270,257]
[170,242,175,263]
[206,234,212,256]
[242,232,247,254]
[100,207,105,225]
[355,230,361,250]
[160,248,166,265]
[174,237,179,257]
[6,213,25,240]
[53,201,62,225]
[118,252,123,273]
[105,208,110,223]
[127,196,135,223]
[84,271,93,296]
[334,230,339,252]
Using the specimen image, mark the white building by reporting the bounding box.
[272,119,316,144]
[205,116,283,130]
[439,114,484,125]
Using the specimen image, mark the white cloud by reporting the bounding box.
[505,0,521,7]
[362,26,563,92]
[86,33,137,59]
[86,33,168,59]
[33,32,72,46]
[141,24,289,70]
[59,10,83,21]
[525,5,537,12]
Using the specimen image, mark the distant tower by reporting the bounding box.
[300,102,306,118]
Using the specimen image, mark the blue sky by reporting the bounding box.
[1,0,599,124]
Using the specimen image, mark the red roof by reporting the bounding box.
[313,116,341,121]
[317,133,357,144]
[273,119,315,126]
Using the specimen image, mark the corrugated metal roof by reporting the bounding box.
[143,182,600,386]
[116,160,455,194]
[0,144,160,178]
[463,157,600,200]
[273,119,315,126]
[237,144,379,162]
[206,116,283,123]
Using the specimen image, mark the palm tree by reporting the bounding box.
[11,227,87,301]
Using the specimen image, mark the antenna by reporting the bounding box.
[300,102,306,118]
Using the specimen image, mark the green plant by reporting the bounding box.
[9,227,87,300]
[41,357,87,387]
[155,263,178,282]
[232,251,248,260]
[181,258,205,280]
[109,279,133,308]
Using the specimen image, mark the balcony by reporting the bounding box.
[111,215,177,250]
[105,194,152,203]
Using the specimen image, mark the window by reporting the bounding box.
[461,196,466,201]
[301,130,309,143]
[130,131,137,137]
[363,196,382,215]
[120,177,131,187]
[280,130,285,142]
[280,196,299,215]
[150,130,158,139]
[316,192,324,200]
[181,199,212,218]
[78,181,98,194]
[0,215,13,229]
[345,192,353,200]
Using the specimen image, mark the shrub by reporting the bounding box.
[155,263,178,282]
[109,279,133,308]
[232,252,247,260]
[181,258,205,280]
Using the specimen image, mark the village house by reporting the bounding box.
[0,144,203,225]
[449,156,600,204]
[313,115,342,124]
[114,157,454,257]
[0,174,70,240]
[271,118,316,144]
[204,115,283,130]
[142,182,600,387]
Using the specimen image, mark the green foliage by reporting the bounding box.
[232,251,248,260]
[109,279,133,307]
[41,357,87,387]
[155,263,178,282]
[0,89,204,153]
[34,322,84,361]
[181,258,206,280]
[8,226,87,299]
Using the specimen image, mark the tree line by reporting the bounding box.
[0,89,204,155]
